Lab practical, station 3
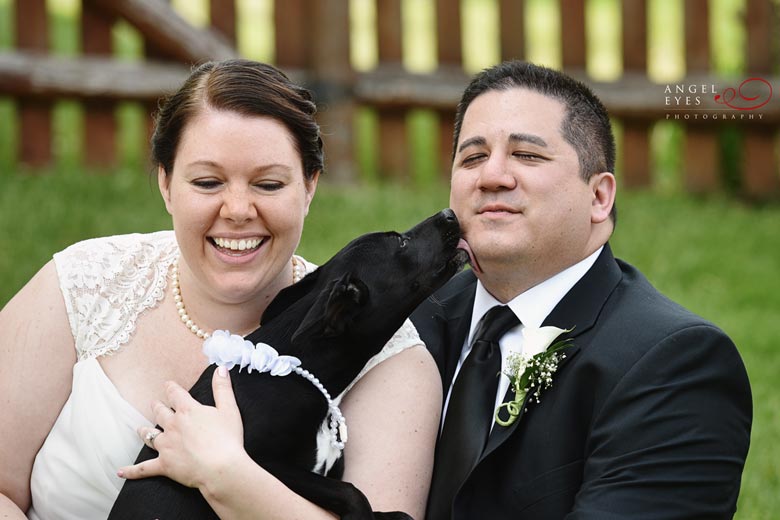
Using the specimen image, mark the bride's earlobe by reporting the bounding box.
[303,170,321,217]
[158,166,173,215]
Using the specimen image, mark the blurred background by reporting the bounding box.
[1,1,779,517]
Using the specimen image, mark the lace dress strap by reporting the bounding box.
[53,231,179,360]
[337,319,423,399]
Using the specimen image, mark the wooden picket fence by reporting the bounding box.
[1,0,779,198]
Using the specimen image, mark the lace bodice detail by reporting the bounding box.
[53,231,179,360]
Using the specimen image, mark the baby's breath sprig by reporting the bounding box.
[495,327,572,427]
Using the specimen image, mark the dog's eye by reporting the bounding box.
[397,235,409,249]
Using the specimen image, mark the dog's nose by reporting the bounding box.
[442,208,457,222]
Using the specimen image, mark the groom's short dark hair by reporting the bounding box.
[452,61,616,184]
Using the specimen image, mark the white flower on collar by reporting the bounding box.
[203,330,301,376]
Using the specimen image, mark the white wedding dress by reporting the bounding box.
[27,231,423,520]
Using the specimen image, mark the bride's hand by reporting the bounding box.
[118,367,247,489]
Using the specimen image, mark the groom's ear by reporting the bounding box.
[589,172,616,224]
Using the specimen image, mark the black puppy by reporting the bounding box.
[109,209,466,520]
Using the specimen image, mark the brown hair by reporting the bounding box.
[152,59,324,180]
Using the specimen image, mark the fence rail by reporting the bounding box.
[1,0,779,198]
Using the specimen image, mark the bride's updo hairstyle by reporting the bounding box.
[151,59,324,181]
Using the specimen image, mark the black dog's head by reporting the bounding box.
[257,209,465,386]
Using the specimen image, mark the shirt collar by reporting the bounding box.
[470,246,603,339]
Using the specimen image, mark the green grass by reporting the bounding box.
[1,171,779,519]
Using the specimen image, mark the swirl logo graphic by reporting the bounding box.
[714,78,773,111]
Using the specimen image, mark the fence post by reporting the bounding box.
[275,0,354,182]
[274,0,308,68]
[500,0,525,62]
[376,0,409,181]
[742,0,780,199]
[683,0,719,193]
[16,0,52,168]
[210,0,237,47]
[309,0,355,183]
[621,0,651,188]
[560,0,586,70]
[82,5,117,169]
[143,0,176,167]
[435,0,464,181]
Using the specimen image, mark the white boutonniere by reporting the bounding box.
[494,326,572,427]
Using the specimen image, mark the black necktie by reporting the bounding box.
[427,305,520,520]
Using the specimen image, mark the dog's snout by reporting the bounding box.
[442,208,457,222]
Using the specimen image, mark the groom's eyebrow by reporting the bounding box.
[457,136,486,154]
[457,133,549,154]
[509,132,547,147]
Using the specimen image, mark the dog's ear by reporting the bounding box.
[261,268,320,326]
[320,274,368,337]
[292,272,368,342]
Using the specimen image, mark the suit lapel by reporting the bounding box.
[482,244,622,458]
[541,244,621,333]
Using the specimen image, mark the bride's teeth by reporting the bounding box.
[213,237,262,251]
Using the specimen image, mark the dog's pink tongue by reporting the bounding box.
[457,238,483,275]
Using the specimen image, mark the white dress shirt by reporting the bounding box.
[441,247,603,430]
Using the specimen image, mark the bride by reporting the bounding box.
[0,59,442,519]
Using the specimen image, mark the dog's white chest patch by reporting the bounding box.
[313,396,345,475]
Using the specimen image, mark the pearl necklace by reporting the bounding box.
[172,256,306,339]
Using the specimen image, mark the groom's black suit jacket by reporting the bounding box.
[412,244,752,520]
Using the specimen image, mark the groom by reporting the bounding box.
[412,61,752,519]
